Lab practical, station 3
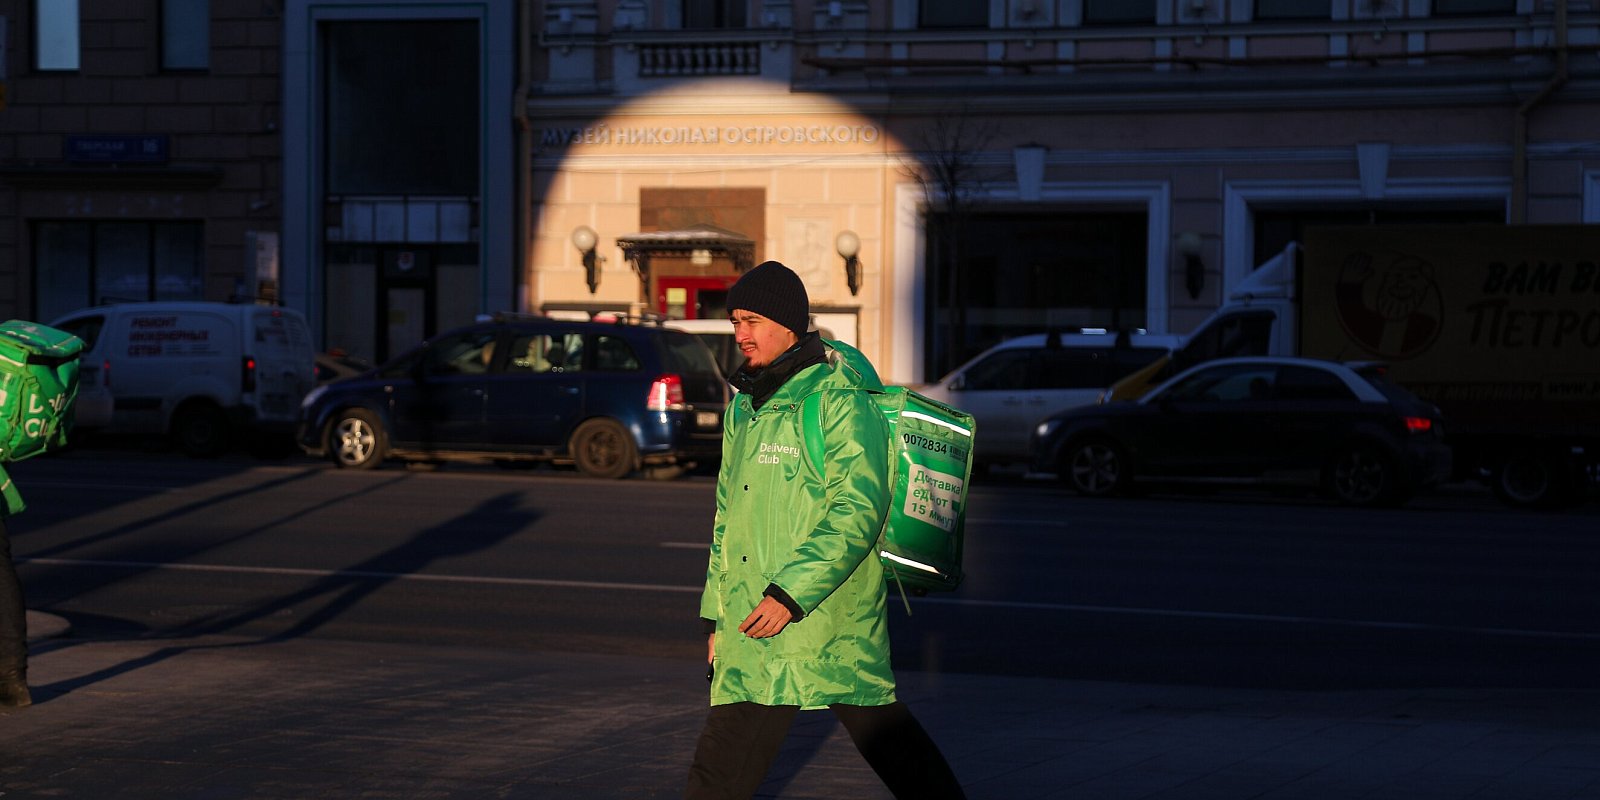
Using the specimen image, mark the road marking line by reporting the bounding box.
[23,556,1600,642]
[20,557,702,594]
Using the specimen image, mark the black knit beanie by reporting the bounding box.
[726,260,809,336]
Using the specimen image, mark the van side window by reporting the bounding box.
[960,349,1031,391]
[1038,349,1113,389]
[507,332,584,374]
[422,329,500,376]
[593,335,640,371]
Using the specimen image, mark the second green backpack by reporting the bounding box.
[0,320,84,463]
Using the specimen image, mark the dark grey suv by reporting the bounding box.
[297,314,728,479]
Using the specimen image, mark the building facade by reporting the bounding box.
[2,2,1596,382]
[1,0,283,324]
[525,0,1600,383]
[0,0,515,367]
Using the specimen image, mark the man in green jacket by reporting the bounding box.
[685,261,964,800]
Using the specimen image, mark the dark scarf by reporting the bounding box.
[731,332,826,410]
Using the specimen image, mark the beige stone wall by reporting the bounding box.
[530,88,905,373]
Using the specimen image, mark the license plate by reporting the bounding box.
[696,411,719,428]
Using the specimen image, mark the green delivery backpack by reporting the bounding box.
[802,341,976,597]
[0,320,84,514]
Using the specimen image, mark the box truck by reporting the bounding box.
[1108,225,1600,507]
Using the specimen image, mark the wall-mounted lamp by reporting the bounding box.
[572,225,601,294]
[1176,231,1205,301]
[835,230,861,296]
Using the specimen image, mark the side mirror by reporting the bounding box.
[949,375,966,391]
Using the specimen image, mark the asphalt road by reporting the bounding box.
[9,447,1599,691]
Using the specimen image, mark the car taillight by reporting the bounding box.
[102,359,111,388]
[647,374,685,411]
[1403,416,1432,434]
[242,356,257,392]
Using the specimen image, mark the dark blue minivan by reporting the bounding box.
[297,314,728,479]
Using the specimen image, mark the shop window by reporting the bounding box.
[162,0,210,70]
[920,0,987,28]
[1084,0,1155,24]
[33,221,205,322]
[1432,0,1515,14]
[1254,0,1329,19]
[34,0,80,71]
[684,0,746,28]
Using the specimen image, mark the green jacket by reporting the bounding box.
[700,343,895,709]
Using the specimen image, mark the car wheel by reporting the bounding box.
[329,409,386,470]
[1060,438,1130,497]
[1492,448,1577,509]
[172,403,231,458]
[1324,444,1403,507]
[570,418,637,479]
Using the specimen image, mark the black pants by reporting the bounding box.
[0,519,26,677]
[684,700,966,800]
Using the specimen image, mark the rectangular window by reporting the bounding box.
[1255,0,1330,19]
[920,0,986,28]
[162,0,210,70]
[1084,0,1156,24]
[1432,0,1515,14]
[33,221,205,322]
[34,0,80,71]
[325,21,480,195]
[684,0,747,28]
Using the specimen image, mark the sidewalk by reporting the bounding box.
[5,613,1600,799]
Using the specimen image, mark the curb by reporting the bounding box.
[25,610,71,643]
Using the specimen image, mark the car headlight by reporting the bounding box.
[301,384,329,410]
[1035,419,1061,440]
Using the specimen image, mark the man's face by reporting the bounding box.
[730,309,798,369]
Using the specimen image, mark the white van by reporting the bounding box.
[917,330,1183,467]
[50,302,316,456]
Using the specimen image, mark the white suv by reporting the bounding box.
[918,331,1182,467]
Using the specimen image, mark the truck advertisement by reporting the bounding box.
[1299,225,1600,437]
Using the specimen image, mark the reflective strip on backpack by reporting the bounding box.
[901,410,971,438]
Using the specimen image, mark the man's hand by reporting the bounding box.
[706,633,715,664]
[738,596,794,639]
